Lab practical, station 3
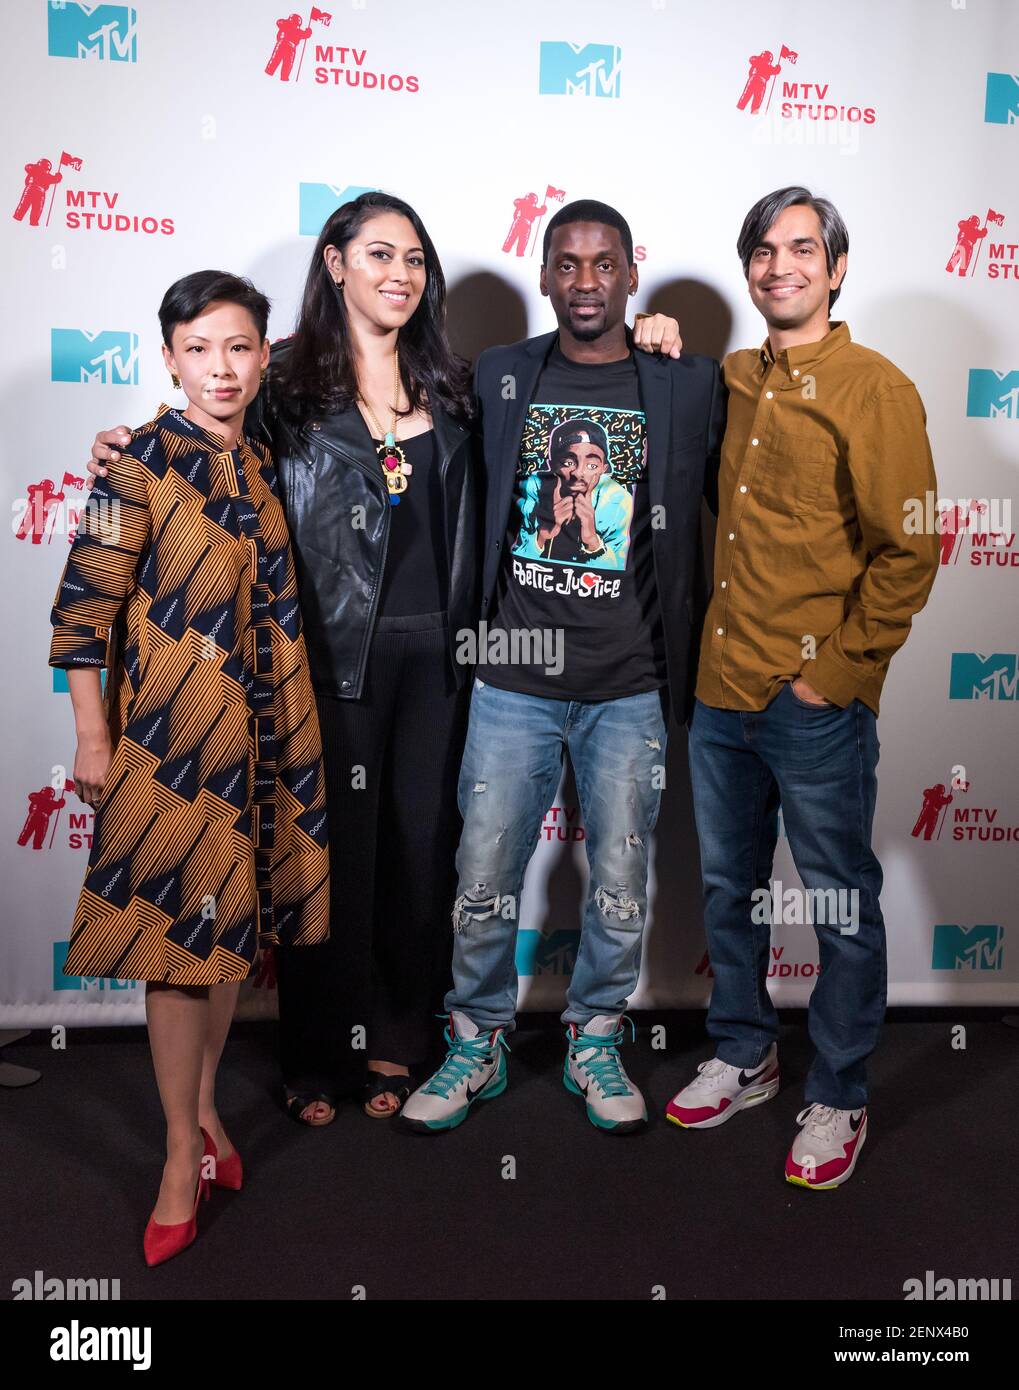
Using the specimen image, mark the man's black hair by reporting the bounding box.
[542,199,634,266]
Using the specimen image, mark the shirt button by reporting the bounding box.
[720,580,727,589]
[792,369,800,377]
[765,391,774,399]
[716,627,724,636]
[341,680,351,689]
[739,485,748,493]
[728,532,735,541]
[751,438,759,446]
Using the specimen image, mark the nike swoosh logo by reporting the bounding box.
[738,1064,772,1086]
[466,1071,493,1100]
[849,1111,865,1132]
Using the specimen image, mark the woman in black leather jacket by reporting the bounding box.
[259,191,478,1121]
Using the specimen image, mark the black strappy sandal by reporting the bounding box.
[362,1071,412,1118]
[283,1086,337,1127]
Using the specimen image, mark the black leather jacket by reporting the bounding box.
[250,344,478,700]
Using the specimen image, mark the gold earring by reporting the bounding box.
[170,372,181,389]
[260,368,266,383]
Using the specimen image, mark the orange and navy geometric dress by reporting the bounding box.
[48,404,330,984]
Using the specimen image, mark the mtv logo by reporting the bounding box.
[984,72,1019,125]
[53,668,105,694]
[47,2,137,63]
[51,329,139,385]
[52,940,137,990]
[515,927,581,976]
[538,42,622,98]
[931,923,1004,972]
[967,369,1019,419]
[949,652,1019,700]
[299,183,375,237]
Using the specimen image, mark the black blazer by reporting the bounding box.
[473,327,725,720]
[251,339,478,701]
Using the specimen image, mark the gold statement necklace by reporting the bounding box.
[358,350,412,506]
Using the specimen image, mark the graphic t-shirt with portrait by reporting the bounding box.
[476,340,666,701]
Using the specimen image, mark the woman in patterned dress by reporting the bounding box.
[49,271,329,1265]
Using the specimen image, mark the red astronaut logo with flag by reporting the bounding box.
[946,208,1016,280]
[263,8,419,91]
[15,472,89,546]
[18,779,77,851]
[12,151,82,227]
[913,773,1019,846]
[502,185,567,258]
[11,148,174,235]
[735,42,876,123]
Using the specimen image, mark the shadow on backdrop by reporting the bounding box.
[447,272,529,365]
[644,278,734,361]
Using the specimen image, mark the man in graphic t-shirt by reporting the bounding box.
[402,200,726,1135]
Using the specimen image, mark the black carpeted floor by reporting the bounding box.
[2,1012,1016,1301]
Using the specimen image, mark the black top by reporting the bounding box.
[476,342,666,701]
[374,429,448,618]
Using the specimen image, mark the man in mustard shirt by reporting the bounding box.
[666,186,939,1189]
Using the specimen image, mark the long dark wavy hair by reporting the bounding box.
[271,191,474,426]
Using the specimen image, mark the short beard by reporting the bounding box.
[569,320,608,342]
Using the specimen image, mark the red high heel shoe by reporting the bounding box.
[143,1127,214,1268]
[204,1130,244,1191]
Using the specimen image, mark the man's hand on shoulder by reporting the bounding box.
[633,312,682,359]
[85,426,132,490]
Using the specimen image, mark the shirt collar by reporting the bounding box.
[757,320,851,375]
[155,401,247,453]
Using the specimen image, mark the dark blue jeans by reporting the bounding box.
[687,682,886,1109]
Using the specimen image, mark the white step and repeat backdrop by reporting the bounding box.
[2,0,1017,1025]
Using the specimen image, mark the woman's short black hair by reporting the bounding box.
[736,186,849,309]
[542,199,634,266]
[158,270,270,347]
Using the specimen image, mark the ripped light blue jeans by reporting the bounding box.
[443,678,668,1031]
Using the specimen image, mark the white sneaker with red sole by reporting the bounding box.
[785,1104,867,1188]
[665,1045,780,1129]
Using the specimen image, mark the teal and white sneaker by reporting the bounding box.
[564,1015,647,1134]
[400,1012,508,1133]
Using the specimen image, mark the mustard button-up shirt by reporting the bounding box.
[695,321,939,716]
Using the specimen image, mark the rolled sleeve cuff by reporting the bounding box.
[805,646,881,715]
[49,624,111,669]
